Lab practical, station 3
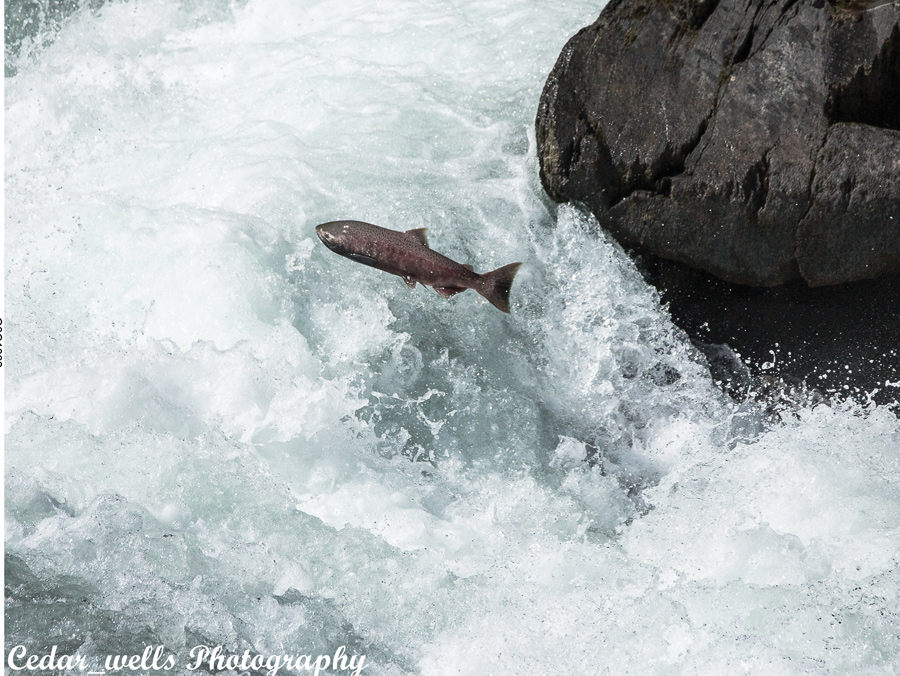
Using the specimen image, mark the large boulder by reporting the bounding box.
[537,0,900,286]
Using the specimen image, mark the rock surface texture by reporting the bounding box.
[537,0,900,286]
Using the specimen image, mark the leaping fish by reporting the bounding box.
[315,220,522,313]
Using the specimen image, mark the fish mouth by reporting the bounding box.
[316,224,350,256]
[316,225,336,248]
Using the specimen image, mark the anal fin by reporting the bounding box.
[434,286,466,299]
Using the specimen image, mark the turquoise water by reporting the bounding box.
[6,1,900,673]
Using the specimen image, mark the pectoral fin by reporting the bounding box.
[434,286,466,299]
[348,252,378,267]
[461,264,474,271]
[405,228,429,248]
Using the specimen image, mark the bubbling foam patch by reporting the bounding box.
[6,0,900,672]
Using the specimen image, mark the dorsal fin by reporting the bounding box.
[461,264,474,271]
[405,228,429,247]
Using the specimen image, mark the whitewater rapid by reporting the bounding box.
[5,0,900,674]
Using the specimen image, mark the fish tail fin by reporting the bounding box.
[475,262,522,314]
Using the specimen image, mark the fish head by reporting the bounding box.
[315,221,353,254]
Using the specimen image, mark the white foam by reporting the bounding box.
[6,0,900,672]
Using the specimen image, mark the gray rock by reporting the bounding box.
[537,0,900,286]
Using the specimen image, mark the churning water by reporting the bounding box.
[5,0,900,673]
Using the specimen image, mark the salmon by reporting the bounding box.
[315,220,522,313]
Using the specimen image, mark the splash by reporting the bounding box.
[6,0,900,673]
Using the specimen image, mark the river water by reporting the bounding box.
[5,0,900,673]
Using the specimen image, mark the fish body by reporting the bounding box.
[315,220,522,313]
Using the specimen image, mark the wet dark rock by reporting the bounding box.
[536,0,900,287]
[633,250,900,406]
[536,0,900,404]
